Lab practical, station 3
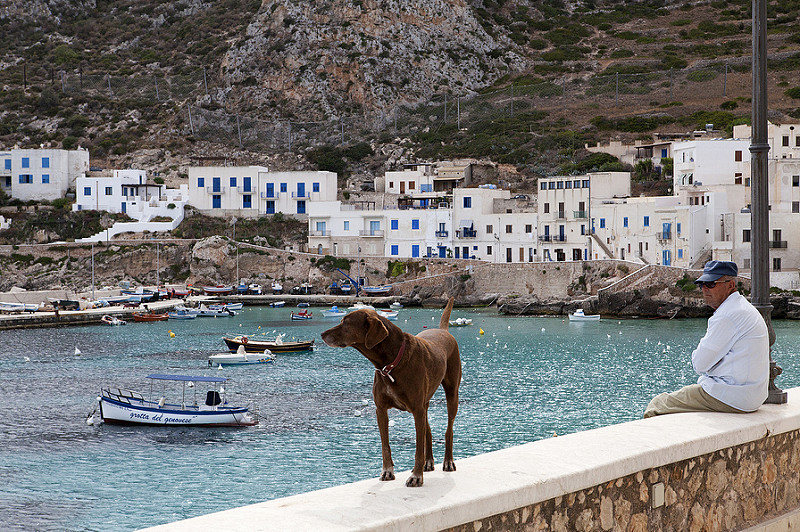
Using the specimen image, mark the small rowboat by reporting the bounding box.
[569,309,600,321]
[202,285,235,295]
[209,346,275,366]
[98,374,257,427]
[290,310,313,321]
[376,309,399,321]
[362,285,393,296]
[321,306,346,318]
[132,312,169,322]
[222,335,314,354]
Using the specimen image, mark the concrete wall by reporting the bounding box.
[139,388,800,532]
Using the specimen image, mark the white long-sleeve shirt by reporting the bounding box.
[692,291,769,411]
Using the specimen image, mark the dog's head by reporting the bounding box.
[321,309,389,350]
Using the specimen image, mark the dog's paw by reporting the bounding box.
[405,475,423,487]
[424,459,434,472]
[443,460,456,472]
[380,469,395,481]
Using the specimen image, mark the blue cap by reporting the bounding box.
[695,260,738,283]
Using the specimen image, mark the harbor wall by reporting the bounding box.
[140,388,800,532]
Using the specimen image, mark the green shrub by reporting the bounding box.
[785,87,800,99]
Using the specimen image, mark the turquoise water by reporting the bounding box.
[2,306,799,531]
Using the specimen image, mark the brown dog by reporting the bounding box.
[321,297,461,487]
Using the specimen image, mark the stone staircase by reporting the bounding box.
[590,232,614,259]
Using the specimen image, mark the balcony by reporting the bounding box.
[435,230,449,238]
[557,212,566,220]
[538,235,567,242]
[456,229,477,238]
[573,210,588,219]
[358,230,385,237]
[206,186,226,194]
[769,240,788,249]
[292,192,311,199]
[657,232,672,241]
[237,186,254,194]
[309,230,331,237]
[260,191,277,199]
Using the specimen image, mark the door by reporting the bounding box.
[121,202,126,213]
[400,182,405,194]
[244,177,251,193]
[506,248,512,262]
[266,183,274,198]
[370,220,380,235]
[463,246,469,258]
[212,177,221,193]
[663,250,671,266]
[559,225,565,241]
[212,195,221,209]
[544,225,550,240]
[663,222,671,239]
[438,246,446,258]
[297,182,305,198]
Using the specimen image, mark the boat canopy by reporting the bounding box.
[146,374,227,383]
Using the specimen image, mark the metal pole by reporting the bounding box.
[723,63,728,97]
[203,67,208,95]
[154,77,159,101]
[443,93,447,122]
[236,115,243,148]
[457,97,460,130]
[187,105,194,135]
[156,242,160,288]
[751,0,785,404]
[615,72,619,106]
[107,74,113,97]
[91,242,95,300]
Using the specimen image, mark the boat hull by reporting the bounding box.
[569,314,601,321]
[132,313,169,322]
[208,353,275,366]
[99,396,256,427]
[223,336,314,353]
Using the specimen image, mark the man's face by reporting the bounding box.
[699,277,734,309]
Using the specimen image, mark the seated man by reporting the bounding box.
[644,260,769,418]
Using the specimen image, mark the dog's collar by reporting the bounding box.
[376,338,406,383]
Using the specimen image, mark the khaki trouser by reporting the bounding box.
[643,384,748,418]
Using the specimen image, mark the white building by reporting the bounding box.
[73,169,189,221]
[187,167,337,218]
[0,147,89,201]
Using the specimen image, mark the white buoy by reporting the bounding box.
[23,356,30,362]
[541,327,545,332]
[361,399,369,406]
[607,334,611,339]
[74,347,81,356]
[86,415,94,426]
[218,364,223,370]
[508,325,511,330]
[354,409,362,417]
[388,420,396,428]
[503,344,507,348]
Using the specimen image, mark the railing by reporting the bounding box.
[309,230,331,237]
[237,186,254,194]
[435,230,449,237]
[573,210,588,219]
[259,192,277,199]
[769,240,788,248]
[657,232,672,241]
[205,186,226,194]
[539,235,567,242]
[291,192,310,199]
[358,230,384,237]
[456,229,477,238]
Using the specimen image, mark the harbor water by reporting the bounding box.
[2,306,800,531]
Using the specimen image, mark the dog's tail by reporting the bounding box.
[439,297,455,330]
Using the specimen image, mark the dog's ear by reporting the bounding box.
[364,315,389,349]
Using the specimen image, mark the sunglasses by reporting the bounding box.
[697,279,729,289]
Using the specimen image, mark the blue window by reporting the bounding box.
[84,186,91,195]
[661,148,668,158]
[623,217,628,228]
[599,218,606,229]
[315,221,326,233]
[643,216,650,227]
[540,181,546,190]
[391,219,398,230]
[42,174,49,184]
[297,183,305,198]
[212,177,221,193]
[266,201,275,214]
[391,245,399,256]
[676,223,681,234]
[21,157,29,168]
[266,183,274,197]
[574,180,581,188]
[678,249,684,259]
[565,181,572,189]
[230,177,237,188]
[582,179,590,188]
[344,221,350,231]
[463,196,472,208]
[212,195,221,209]
[412,219,419,230]
[370,220,380,234]
[4,159,10,170]
[557,181,564,189]
[18,174,32,184]
[412,244,420,257]
[42,157,50,168]
[280,183,287,193]
[297,200,306,214]
[548,182,555,189]
[663,250,671,266]
[243,195,252,209]
[243,177,251,192]
[105,187,112,195]
[197,177,204,188]
[313,182,320,193]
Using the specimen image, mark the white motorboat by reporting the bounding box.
[98,374,257,427]
[271,281,283,294]
[101,314,127,325]
[197,304,236,317]
[448,317,472,327]
[376,309,399,321]
[389,301,403,309]
[569,309,600,321]
[348,302,375,312]
[209,302,243,311]
[269,301,286,308]
[209,346,275,366]
[248,284,263,295]
[321,305,347,318]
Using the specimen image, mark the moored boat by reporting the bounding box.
[448,317,472,327]
[271,281,283,294]
[168,308,197,320]
[209,302,243,311]
[321,305,346,318]
[222,335,314,354]
[101,314,127,325]
[348,302,375,312]
[290,310,313,320]
[362,285,392,296]
[376,309,399,321]
[209,346,275,366]
[202,285,235,296]
[132,312,169,322]
[269,301,286,308]
[569,309,600,321]
[98,374,257,427]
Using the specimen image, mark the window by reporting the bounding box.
[525,224,532,233]
[574,180,581,188]
[266,201,275,214]
[105,187,113,195]
[735,172,743,185]
[229,177,237,188]
[21,157,29,168]
[280,183,287,193]
[19,174,32,184]
[556,181,564,189]
[793,176,799,187]
[544,203,550,214]
[389,181,394,189]
[743,229,751,242]
[487,245,492,255]
[463,196,472,208]
[412,245,419,257]
[599,218,606,229]
[678,249,683,259]
[84,186,92,195]
[486,225,493,234]
[409,181,415,190]
[297,200,306,214]
[243,195,252,209]
[41,157,49,168]
[643,216,650,227]
[391,245,399,256]
[266,183,274,197]
[412,219,419,230]
[793,202,800,213]
[243,177,251,192]
[565,181,572,189]
[581,225,585,235]
[582,179,590,188]
[783,135,790,147]
[42,174,49,184]
[391,219,398,230]
[548,182,555,189]
[4,159,10,170]
[735,150,743,162]
[315,221,326,232]
[197,177,205,188]
[623,217,628,228]
[661,148,668,158]
[540,181,547,190]
[677,223,681,234]
[344,221,350,231]
[773,257,782,271]
[505,225,512,233]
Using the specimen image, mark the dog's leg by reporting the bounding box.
[376,406,395,481]
[442,364,461,472]
[406,409,429,487]
[424,417,434,472]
